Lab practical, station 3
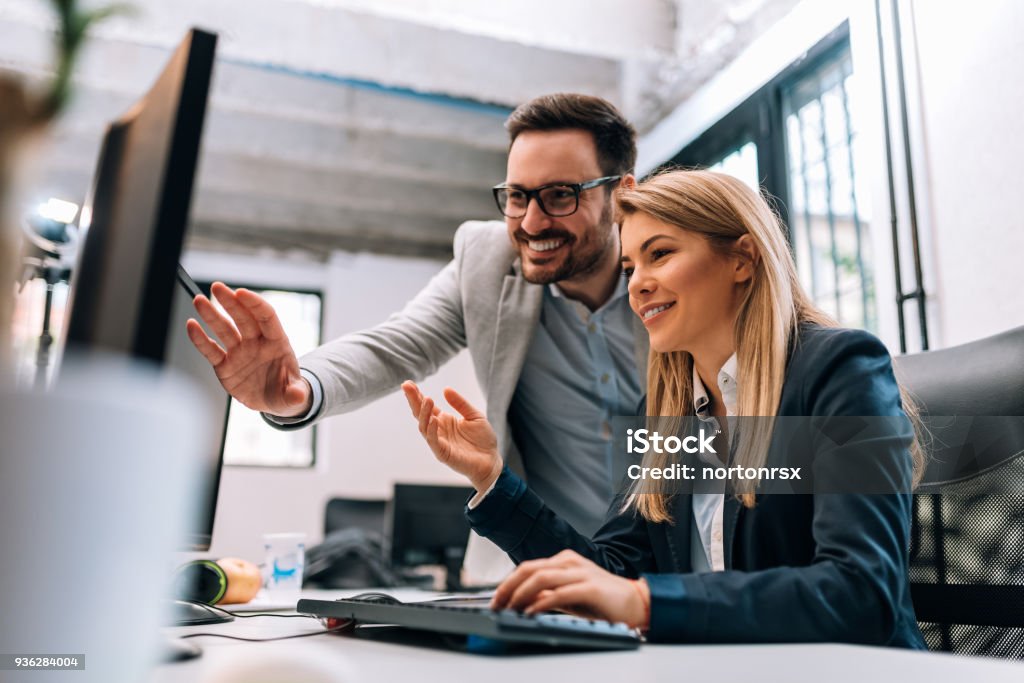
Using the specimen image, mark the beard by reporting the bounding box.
[515,201,616,285]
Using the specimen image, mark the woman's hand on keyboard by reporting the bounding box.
[401,381,502,493]
[491,550,651,630]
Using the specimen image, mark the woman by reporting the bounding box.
[401,170,926,647]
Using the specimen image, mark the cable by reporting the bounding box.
[192,602,317,620]
[175,602,356,642]
[179,623,353,643]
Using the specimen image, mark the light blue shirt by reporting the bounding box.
[506,278,643,537]
[268,277,642,539]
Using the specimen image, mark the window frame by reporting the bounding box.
[666,20,917,340]
[669,21,853,248]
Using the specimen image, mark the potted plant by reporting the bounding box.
[0,0,128,371]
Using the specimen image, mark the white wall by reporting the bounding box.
[183,247,481,560]
[905,0,1024,346]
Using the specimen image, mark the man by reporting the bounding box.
[187,93,648,539]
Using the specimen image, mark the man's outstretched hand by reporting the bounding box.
[186,282,311,417]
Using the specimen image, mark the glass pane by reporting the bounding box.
[828,146,854,217]
[821,85,847,151]
[782,46,876,332]
[799,102,825,166]
[709,140,760,192]
[219,289,323,468]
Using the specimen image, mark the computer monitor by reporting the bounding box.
[165,273,231,551]
[60,28,223,553]
[389,483,474,591]
[63,28,215,365]
[59,30,229,646]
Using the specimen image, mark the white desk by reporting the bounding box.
[152,590,1024,683]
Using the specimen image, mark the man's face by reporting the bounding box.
[503,129,617,285]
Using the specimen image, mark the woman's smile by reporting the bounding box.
[638,301,676,324]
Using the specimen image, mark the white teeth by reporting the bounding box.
[643,303,674,320]
[528,239,565,252]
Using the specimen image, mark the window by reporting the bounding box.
[782,48,876,331]
[202,285,324,468]
[672,23,883,334]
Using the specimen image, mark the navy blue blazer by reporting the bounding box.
[468,325,926,648]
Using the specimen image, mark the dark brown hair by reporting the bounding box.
[505,94,637,176]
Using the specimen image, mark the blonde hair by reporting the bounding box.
[617,169,924,521]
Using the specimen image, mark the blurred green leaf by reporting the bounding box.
[43,0,134,120]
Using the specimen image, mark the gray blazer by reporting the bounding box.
[300,220,649,476]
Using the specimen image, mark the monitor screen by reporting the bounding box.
[59,28,225,551]
[389,484,474,590]
[165,272,231,550]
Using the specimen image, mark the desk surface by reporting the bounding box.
[152,589,1024,683]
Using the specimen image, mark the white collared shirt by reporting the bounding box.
[690,354,738,573]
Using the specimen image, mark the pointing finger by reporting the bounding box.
[193,294,241,350]
[211,282,261,340]
[236,288,289,342]
[186,318,227,366]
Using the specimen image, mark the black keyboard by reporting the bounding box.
[297,596,641,651]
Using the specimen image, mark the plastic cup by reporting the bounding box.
[262,532,306,605]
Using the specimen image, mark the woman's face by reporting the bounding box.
[620,212,749,355]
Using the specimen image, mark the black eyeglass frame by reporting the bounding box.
[491,175,622,218]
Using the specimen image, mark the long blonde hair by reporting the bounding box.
[618,170,924,521]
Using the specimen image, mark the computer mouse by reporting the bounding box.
[347,592,401,605]
[321,616,357,634]
[319,592,398,633]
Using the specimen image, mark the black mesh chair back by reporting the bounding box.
[893,325,1024,657]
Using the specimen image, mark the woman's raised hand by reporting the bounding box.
[401,381,502,493]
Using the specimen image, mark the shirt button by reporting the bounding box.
[600,373,610,384]
[588,323,597,333]
[601,421,612,440]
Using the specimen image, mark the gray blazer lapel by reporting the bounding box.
[486,273,543,474]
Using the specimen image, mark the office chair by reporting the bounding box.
[893,325,1024,658]
[323,497,388,537]
[304,497,391,589]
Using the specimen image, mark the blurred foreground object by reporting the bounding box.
[0,0,128,369]
[0,355,214,682]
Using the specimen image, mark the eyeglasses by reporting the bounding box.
[492,175,621,218]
